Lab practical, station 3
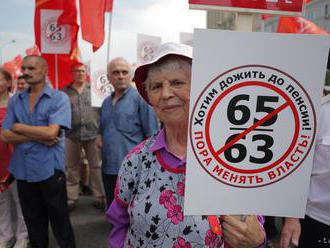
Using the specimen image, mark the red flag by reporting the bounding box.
[105,0,113,12]
[3,55,23,80]
[57,0,79,55]
[34,0,80,89]
[79,0,106,52]
[25,45,41,56]
[277,17,329,34]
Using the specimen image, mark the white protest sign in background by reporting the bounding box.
[136,33,161,64]
[90,61,114,107]
[180,32,193,47]
[185,29,330,218]
[40,9,71,54]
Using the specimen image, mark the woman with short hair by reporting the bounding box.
[107,43,266,248]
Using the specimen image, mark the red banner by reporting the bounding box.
[189,0,304,14]
[261,0,310,22]
[105,0,113,12]
[79,0,106,52]
[34,0,80,89]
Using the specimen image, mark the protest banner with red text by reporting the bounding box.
[185,29,330,217]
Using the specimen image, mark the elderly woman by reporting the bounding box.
[107,43,266,248]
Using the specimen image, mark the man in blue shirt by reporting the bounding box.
[95,57,159,208]
[0,55,75,248]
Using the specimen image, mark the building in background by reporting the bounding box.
[207,11,236,30]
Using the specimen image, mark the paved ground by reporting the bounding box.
[48,195,283,248]
[50,195,110,248]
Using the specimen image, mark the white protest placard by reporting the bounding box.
[40,9,71,54]
[185,29,330,217]
[137,33,161,64]
[90,61,114,107]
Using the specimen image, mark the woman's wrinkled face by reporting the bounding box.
[146,58,191,126]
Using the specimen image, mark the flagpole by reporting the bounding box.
[106,12,112,63]
[55,54,59,89]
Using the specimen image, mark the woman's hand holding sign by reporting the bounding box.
[222,215,266,248]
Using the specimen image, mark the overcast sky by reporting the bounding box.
[0,0,206,65]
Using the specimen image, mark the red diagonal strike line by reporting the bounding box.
[47,30,59,39]
[215,101,290,156]
[47,25,63,39]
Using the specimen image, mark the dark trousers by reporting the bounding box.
[299,215,330,248]
[102,173,117,209]
[264,216,278,240]
[17,170,76,248]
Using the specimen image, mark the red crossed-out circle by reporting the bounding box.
[42,17,70,46]
[204,81,300,174]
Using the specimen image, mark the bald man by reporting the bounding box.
[0,55,75,248]
[95,57,159,207]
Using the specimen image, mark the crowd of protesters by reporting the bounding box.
[0,44,329,248]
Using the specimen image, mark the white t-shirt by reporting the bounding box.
[305,96,330,226]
